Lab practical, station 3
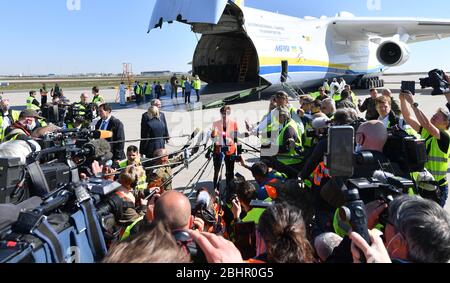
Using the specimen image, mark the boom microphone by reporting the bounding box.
[191,128,201,140]
[196,191,210,208]
[82,139,112,159]
[372,170,396,185]
[312,117,331,129]
[182,128,202,151]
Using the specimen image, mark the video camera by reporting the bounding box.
[0,170,128,263]
[41,103,71,127]
[64,103,97,127]
[383,127,427,173]
[325,126,413,249]
[419,69,450,95]
[0,130,113,205]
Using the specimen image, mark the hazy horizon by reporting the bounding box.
[1,0,449,75]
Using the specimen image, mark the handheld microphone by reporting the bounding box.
[196,191,210,208]
[190,128,201,139]
[183,148,190,169]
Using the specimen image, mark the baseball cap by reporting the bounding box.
[438,107,450,123]
[276,106,291,117]
[19,109,44,119]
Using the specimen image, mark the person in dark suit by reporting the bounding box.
[95,103,125,162]
[140,106,166,158]
[141,99,169,143]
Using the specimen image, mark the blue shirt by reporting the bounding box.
[184,81,192,92]
[100,116,111,130]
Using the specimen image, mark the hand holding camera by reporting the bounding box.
[349,229,391,263]
[399,90,415,105]
[188,230,243,263]
[231,198,242,220]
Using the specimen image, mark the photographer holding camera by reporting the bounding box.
[3,109,43,142]
[68,92,95,130]
[0,98,20,142]
[400,90,450,207]
[350,195,450,263]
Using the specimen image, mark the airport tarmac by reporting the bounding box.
[2,74,449,213]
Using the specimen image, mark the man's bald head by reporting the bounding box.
[154,191,192,231]
[356,120,387,152]
[381,88,392,97]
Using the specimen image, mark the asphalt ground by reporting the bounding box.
[2,74,449,213]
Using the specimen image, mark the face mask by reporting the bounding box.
[386,233,401,258]
[26,120,36,131]
[105,160,113,167]
[355,143,362,153]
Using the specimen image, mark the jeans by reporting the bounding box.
[184,91,191,104]
[195,89,200,102]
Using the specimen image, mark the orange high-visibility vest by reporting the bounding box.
[212,119,238,156]
[313,162,330,186]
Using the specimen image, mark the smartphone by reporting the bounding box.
[326,126,354,177]
[401,81,416,95]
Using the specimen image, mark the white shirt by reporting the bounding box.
[330,82,340,95]
[379,115,390,128]
[378,115,408,130]
[339,80,347,90]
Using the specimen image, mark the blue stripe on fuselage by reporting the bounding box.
[260,65,383,76]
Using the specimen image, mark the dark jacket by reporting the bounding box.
[95,116,125,161]
[140,115,166,158]
[391,98,402,116]
[336,99,356,110]
[141,111,169,141]
[358,97,378,120]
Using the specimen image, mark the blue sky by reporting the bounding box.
[0,0,449,75]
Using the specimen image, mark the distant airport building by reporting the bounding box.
[141,71,172,77]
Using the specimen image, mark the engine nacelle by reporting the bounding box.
[376,40,410,67]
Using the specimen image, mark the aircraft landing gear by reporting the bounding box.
[354,76,384,89]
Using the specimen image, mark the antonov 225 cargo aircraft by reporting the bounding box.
[148,0,450,108]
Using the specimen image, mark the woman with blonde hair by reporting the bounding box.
[140,105,166,158]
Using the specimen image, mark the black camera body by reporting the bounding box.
[0,179,121,263]
[41,103,71,127]
[419,69,450,95]
[172,229,206,263]
[339,188,372,245]
[383,127,427,173]
[65,103,97,127]
[326,126,413,248]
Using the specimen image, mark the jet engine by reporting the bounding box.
[376,40,410,67]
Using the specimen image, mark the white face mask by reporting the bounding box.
[105,160,113,167]
[26,120,36,131]
[386,233,401,258]
[355,143,363,153]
